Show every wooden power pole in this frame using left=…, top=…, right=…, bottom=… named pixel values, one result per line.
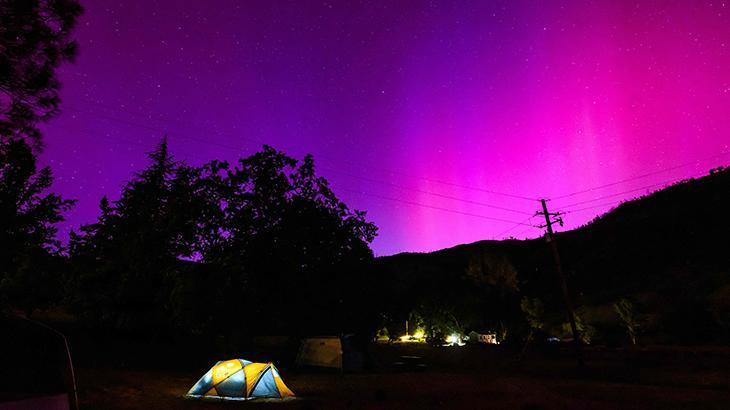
left=538, top=199, right=584, bottom=366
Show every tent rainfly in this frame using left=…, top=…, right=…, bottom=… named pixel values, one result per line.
left=296, top=335, right=365, bottom=371
left=185, top=359, right=294, bottom=400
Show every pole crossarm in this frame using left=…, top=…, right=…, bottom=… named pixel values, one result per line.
left=537, top=199, right=584, bottom=367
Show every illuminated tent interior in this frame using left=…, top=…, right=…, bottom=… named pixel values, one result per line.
left=185, top=359, right=294, bottom=400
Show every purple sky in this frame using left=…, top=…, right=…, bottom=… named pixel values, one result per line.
left=41, top=1, right=730, bottom=256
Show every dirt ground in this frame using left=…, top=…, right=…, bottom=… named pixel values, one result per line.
left=77, top=345, right=730, bottom=410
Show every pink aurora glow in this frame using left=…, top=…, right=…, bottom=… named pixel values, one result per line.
left=42, top=1, right=730, bottom=255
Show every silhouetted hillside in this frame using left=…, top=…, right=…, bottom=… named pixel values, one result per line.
left=375, top=167, right=730, bottom=344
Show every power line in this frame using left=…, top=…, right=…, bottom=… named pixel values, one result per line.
left=64, top=100, right=729, bottom=211
left=69, top=106, right=537, bottom=214
left=558, top=163, right=723, bottom=212
left=562, top=178, right=687, bottom=214
left=494, top=215, right=536, bottom=238
left=357, top=170, right=539, bottom=202
left=513, top=223, right=540, bottom=238
left=549, top=150, right=730, bottom=201
left=338, top=187, right=535, bottom=225
left=563, top=199, right=626, bottom=214
left=63, top=111, right=536, bottom=225
left=558, top=176, right=690, bottom=209
left=65, top=102, right=539, bottom=202
left=321, top=166, right=534, bottom=215
left=556, top=169, right=718, bottom=220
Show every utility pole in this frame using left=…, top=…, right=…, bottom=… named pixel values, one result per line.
left=538, top=198, right=584, bottom=367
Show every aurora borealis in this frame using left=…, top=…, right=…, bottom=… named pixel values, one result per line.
left=42, top=1, right=730, bottom=255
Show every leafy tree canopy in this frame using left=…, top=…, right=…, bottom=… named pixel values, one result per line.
left=69, top=142, right=378, bottom=335
left=0, top=139, right=74, bottom=311
left=0, top=0, right=83, bottom=149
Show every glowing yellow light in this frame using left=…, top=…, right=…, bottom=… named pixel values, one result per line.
left=446, top=334, right=458, bottom=345
left=399, top=335, right=411, bottom=342
left=413, top=331, right=425, bottom=339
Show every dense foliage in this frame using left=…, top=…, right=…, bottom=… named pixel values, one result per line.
left=0, top=139, right=74, bottom=312
left=0, top=0, right=80, bottom=315
left=67, top=141, right=378, bottom=337
left=0, top=0, right=83, bottom=149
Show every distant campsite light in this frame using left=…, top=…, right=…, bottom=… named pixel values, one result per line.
left=445, top=334, right=465, bottom=346
left=399, top=329, right=426, bottom=343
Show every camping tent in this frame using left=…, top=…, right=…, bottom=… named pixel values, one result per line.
left=185, top=359, right=294, bottom=400
left=296, top=337, right=342, bottom=369
left=295, top=335, right=364, bottom=371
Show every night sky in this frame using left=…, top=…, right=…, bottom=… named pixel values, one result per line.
left=41, top=1, right=730, bottom=256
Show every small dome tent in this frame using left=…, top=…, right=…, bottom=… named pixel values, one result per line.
left=185, top=359, right=294, bottom=401
left=296, top=335, right=365, bottom=372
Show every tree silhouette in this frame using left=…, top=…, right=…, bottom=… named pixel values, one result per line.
left=198, top=146, right=378, bottom=335
left=0, top=0, right=83, bottom=149
left=0, top=139, right=74, bottom=312
left=519, top=296, right=544, bottom=357
left=69, top=139, right=215, bottom=331
left=614, top=298, right=639, bottom=345
left=68, top=142, right=378, bottom=336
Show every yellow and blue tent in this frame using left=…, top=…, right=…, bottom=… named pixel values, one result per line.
left=186, top=359, right=294, bottom=400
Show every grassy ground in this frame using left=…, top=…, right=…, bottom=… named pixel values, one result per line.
left=76, top=344, right=730, bottom=409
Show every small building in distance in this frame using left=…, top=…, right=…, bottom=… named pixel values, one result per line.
left=468, top=331, right=499, bottom=344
